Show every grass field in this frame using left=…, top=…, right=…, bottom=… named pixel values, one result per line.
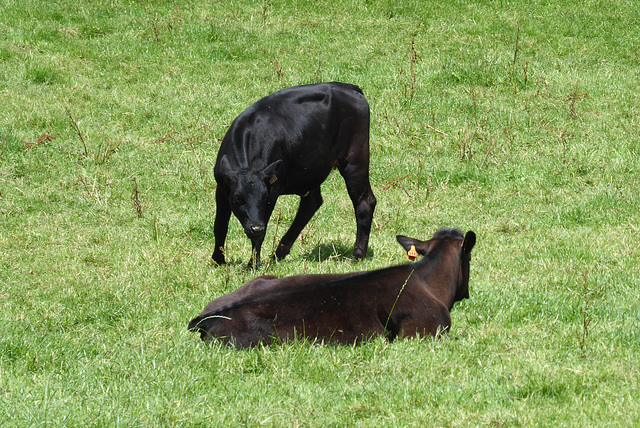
left=1, top=0, right=639, bottom=425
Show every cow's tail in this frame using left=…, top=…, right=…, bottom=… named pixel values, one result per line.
left=350, top=84, right=364, bottom=95
left=188, top=313, right=232, bottom=341
left=187, top=316, right=205, bottom=332
left=332, top=81, right=364, bottom=95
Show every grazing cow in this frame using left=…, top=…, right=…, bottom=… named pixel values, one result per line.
left=189, top=228, right=476, bottom=348
left=211, top=82, right=376, bottom=267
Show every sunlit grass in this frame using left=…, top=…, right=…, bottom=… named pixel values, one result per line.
left=1, top=0, right=639, bottom=426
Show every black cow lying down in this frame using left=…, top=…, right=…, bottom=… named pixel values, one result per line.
left=212, top=82, right=376, bottom=267
left=189, top=228, right=476, bottom=348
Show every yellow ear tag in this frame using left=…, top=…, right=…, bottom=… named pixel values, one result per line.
left=406, top=245, right=419, bottom=261
left=269, top=175, right=278, bottom=184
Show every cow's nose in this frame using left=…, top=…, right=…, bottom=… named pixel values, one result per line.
left=248, top=224, right=265, bottom=237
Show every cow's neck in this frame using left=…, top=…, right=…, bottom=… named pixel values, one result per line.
left=419, top=246, right=461, bottom=310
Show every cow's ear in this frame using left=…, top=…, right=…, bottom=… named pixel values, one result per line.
left=396, top=235, right=427, bottom=260
left=261, top=160, right=283, bottom=185
left=462, top=231, right=476, bottom=255
left=218, top=155, right=236, bottom=185
left=219, top=155, right=232, bottom=174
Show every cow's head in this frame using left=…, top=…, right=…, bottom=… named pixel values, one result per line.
left=396, top=229, right=476, bottom=302
left=219, top=155, right=283, bottom=240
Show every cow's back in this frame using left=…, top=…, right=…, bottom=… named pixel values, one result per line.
left=216, top=82, right=368, bottom=177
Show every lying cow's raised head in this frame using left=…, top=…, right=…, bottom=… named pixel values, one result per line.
left=396, top=229, right=476, bottom=303
left=218, top=155, right=283, bottom=241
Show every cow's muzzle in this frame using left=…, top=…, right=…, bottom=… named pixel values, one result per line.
left=246, top=224, right=266, bottom=239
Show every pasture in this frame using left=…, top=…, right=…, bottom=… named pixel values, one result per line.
left=1, top=0, right=639, bottom=426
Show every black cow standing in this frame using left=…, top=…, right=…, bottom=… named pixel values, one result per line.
left=212, top=82, right=377, bottom=267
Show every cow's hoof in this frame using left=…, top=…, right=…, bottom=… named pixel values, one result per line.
left=212, top=252, right=226, bottom=265
left=274, top=248, right=290, bottom=261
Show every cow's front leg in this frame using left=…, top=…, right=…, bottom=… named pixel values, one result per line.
left=275, top=187, right=323, bottom=261
left=212, top=188, right=232, bottom=265
left=247, top=194, right=278, bottom=268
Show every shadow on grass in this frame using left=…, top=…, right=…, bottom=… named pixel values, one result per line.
left=301, top=241, right=374, bottom=262
left=204, top=240, right=374, bottom=269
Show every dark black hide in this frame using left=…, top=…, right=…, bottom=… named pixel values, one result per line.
left=212, top=82, right=376, bottom=267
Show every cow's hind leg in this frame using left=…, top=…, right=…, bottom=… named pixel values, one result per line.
left=334, top=111, right=376, bottom=260
left=275, top=187, right=323, bottom=260
left=337, top=134, right=376, bottom=259
left=342, top=170, right=376, bottom=259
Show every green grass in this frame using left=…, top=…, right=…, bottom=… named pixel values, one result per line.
left=1, top=0, right=639, bottom=425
